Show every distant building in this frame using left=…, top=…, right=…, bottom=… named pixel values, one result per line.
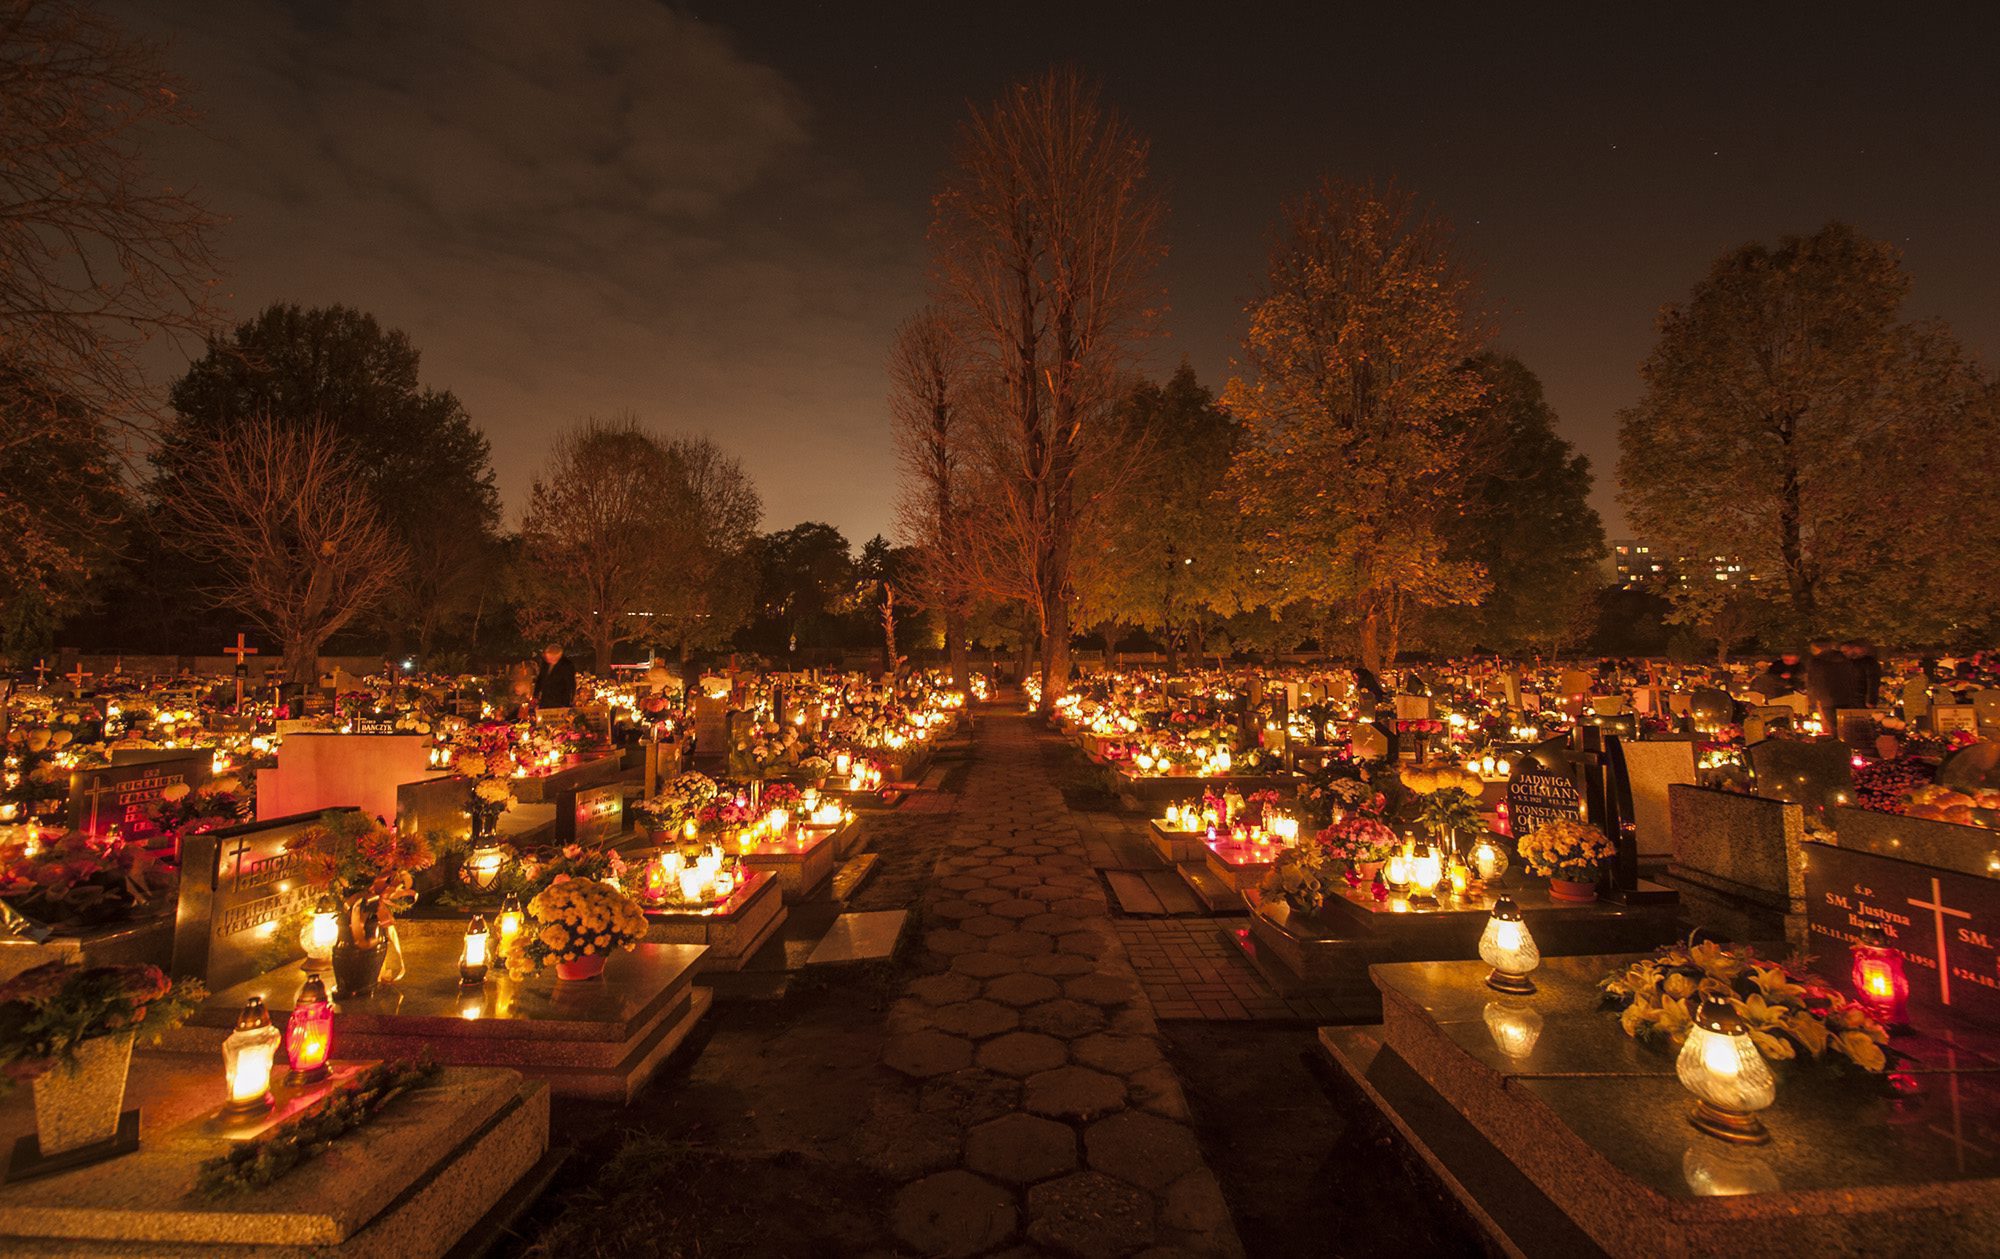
left=1611, top=540, right=1757, bottom=590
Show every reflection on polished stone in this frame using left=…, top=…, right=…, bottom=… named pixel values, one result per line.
left=1482, top=1000, right=1544, bottom=1059
left=1683, top=1142, right=1783, bottom=1196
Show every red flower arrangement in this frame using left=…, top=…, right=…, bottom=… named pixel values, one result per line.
left=0, top=832, right=174, bottom=928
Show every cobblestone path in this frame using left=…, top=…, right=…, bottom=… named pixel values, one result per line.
left=882, top=710, right=1244, bottom=1257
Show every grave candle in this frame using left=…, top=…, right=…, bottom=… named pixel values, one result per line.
left=286, top=974, right=333, bottom=1084
left=496, top=894, right=524, bottom=951
left=1678, top=997, right=1775, bottom=1144
left=459, top=915, right=490, bottom=985
left=1478, top=897, right=1539, bottom=994
left=1383, top=845, right=1414, bottom=892
left=1470, top=837, right=1508, bottom=883
left=1849, top=925, right=1909, bottom=1025
left=463, top=845, right=506, bottom=893
left=1408, top=847, right=1444, bottom=902
left=301, top=894, right=340, bottom=971
left=222, top=997, right=281, bottom=1114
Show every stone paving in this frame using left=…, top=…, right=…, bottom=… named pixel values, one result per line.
left=883, top=711, right=1244, bottom=1257
left=1114, top=921, right=1349, bottom=1023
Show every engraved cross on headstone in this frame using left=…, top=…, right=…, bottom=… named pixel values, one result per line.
left=1908, top=877, right=1973, bottom=1005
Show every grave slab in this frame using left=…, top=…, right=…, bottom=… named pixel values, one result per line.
left=0, top=1057, right=547, bottom=1258
left=806, top=910, right=909, bottom=965
left=638, top=868, right=787, bottom=974
left=736, top=825, right=838, bottom=901
left=168, top=936, right=710, bottom=1102
left=1322, top=955, right=2000, bottom=1258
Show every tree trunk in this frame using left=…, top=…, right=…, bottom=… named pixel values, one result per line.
left=946, top=609, right=970, bottom=694
left=1359, top=605, right=1384, bottom=675
left=284, top=632, right=322, bottom=686
left=880, top=585, right=898, bottom=679
left=1775, top=415, right=1816, bottom=624
left=1040, top=595, right=1071, bottom=715
left=592, top=628, right=614, bottom=676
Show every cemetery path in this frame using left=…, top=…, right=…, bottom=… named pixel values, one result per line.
left=882, top=707, right=1246, bottom=1257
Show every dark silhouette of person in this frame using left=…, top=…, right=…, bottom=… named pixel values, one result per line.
left=533, top=643, right=578, bottom=709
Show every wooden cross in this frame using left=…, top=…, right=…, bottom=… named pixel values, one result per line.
left=224, top=634, right=259, bottom=709
left=1908, top=877, right=1973, bottom=1004
left=32, top=659, right=48, bottom=685
left=65, top=663, right=91, bottom=689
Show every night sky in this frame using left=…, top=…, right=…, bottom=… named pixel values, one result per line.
left=113, top=1, right=2000, bottom=544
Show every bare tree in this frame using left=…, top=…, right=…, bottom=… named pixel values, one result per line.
left=517, top=415, right=678, bottom=674
left=518, top=419, right=762, bottom=672
left=0, top=0, right=222, bottom=636
left=156, top=419, right=405, bottom=682
left=928, top=69, right=1165, bottom=712
left=889, top=307, right=973, bottom=691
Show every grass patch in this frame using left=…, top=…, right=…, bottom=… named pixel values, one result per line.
left=515, top=1135, right=890, bottom=1259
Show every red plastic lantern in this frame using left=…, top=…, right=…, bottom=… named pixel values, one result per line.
left=1850, top=926, right=1909, bottom=1026
left=286, top=973, right=335, bottom=1084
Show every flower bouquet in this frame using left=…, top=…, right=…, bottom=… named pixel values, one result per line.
left=504, top=876, right=648, bottom=981
left=1318, top=816, right=1397, bottom=879
left=467, top=775, right=514, bottom=838
left=287, top=813, right=432, bottom=997
left=1601, top=939, right=1891, bottom=1073
left=633, top=772, right=719, bottom=835
left=1516, top=816, right=1614, bottom=900
left=1261, top=841, right=1334, bottom=915
left=0, top=831, right=174, bottom=930
left=147, top=778, right=249, bottom=840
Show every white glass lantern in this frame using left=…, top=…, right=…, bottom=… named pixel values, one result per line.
left=299, top=894, right=340, bottom=971
left=1478, top=897, right=1540, bottom=994
left=1408, top=847, right=1444, bottom=902
left=1678, top=997, right=1776, bottom=1144
left=1470, top=837, right=1509, bottom=883
left=459, top=915, right=490, bottom=985
left=222, top=997, right=282, bottom=1114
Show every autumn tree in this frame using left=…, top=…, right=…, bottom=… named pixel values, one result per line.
left=1428, top=353, right=1605, bottom=656
left=519, top=420, right=760, bottom=671
left=1226, top=179, right=1489, bottom=673
left=1075, top=363, right=1244, bottom=666
left=159, top=304, right=502, bottom=656
left=928, top=69, right=1165, bottom=712
left=652, top=435, right=762, bottom=662
left=0, top=0, right=221, bottom=643
left=155, top=419, right=405, bottom=682
left=1618, top=222, right=1995, bottom=643
left=888, top=307, right=974, bottom=691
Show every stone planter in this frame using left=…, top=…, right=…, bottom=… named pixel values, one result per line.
left=32, top=1031, right=134, bottom=1155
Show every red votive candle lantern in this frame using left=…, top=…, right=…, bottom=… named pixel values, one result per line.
left=286, top=973, right=335, bottom=1084
left=1850, top=924, right=1908, bottom=1027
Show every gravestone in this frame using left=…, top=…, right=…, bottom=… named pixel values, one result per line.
left=1393, top=694, right=1433, bottom=721
left=171, top=810, right=356, bottom=991
left=1836, top=707, right=1890, bottom=748
left=68, top=750, right=211, bottom=841
left=1903, top=675, right=1932, bottom=722
left=1976, top=690, right=2000, bottom=732
left=1664, top=784, right=1805, bottom=948
left=558, top=782, right=626, bottom=846
left=396, top=774, right=473, bottom=841
left=692, top=694, right=729, bottom=756
left=1932, top=705, right=1978, bottom=737
left=1506, top=746, right=1581, bottom=836
left=350, top=712, right=399, bottom=735
left=1742, top=705, right=1794, bottom=743
left=1746, top=737, right=1853, bottom=811
left=1617, top=739, right=1696, bottom=862
left=1804, top=839, right=2000, bottom=1033
left=1689, top=687, right=1733, bottom=731
left=255, top=732, right=434, bottom=825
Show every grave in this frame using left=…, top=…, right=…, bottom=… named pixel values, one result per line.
left=1239, top=868, right=1681, bottom=1022
left=1659, top=784, right=1807, bottom=949
left=736, top=824, right=839, bottom=901
left=0, top=1057, right=548, bottom=1258
left=1745, top=738, right=1853, bottom=813
left=255, top=733, right=434, bottom=826
left=637, top=867, right=787, bottom=974
left=172, top=811, right=351, bottom=992
left=1618, top=739, right=1697, bottom=869
left=556, top=782, right=626, bottom=845
left=1320, top=955, right=2000, bottom=1258
left=0, top=915, right=173, bottom=986
left=169, top=935, right=712, bottom=1103
left=68, top=749, right=211, bottom=842
left=1110, top=768, right=1297, bottom=811
left=501, top=749, right=623, bottom=805
left=1145, top=818, right=1206, bottom=864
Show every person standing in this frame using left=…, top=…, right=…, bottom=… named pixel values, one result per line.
left=533, top=643, right=577, bottom=710
left=1804, top=638, right=1860, bottom=719
left=1842, top=640, right=1883, bottom=707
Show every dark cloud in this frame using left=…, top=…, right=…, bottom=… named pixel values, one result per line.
left=113, top=0, right=921, bottom=539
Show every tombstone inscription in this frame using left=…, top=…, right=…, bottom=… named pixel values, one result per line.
left=171, top=810, right=356, bottom=991
left=68, top=750, right=211, bottom=841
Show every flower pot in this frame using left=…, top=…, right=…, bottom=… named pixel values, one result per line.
left=32, top=1031, right=134, bottom=1155
left=331, top=935, right=390, bottom=1000
left=556, top=954, right=607, bottom=982
left=1548, top=877, right=1599, bottom=903
left=1354, top=861, right=1384, bottom=883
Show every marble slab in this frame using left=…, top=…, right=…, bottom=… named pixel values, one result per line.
left=1330, top=954, right=2000, bottom=1257
left=1145, top=821, right=1205, bottom=865
left=805, top=910, right=907, bottom=965
left=167, top=935, right=709, bottom=1102
left=0, top=1056, right=546, bottom=1257
left=736, top=826, right=837, bottom=902
left=641, top=868, right=787, bottom=973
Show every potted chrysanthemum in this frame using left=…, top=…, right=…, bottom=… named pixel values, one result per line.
left=504, top=876, right=648, bottom=982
